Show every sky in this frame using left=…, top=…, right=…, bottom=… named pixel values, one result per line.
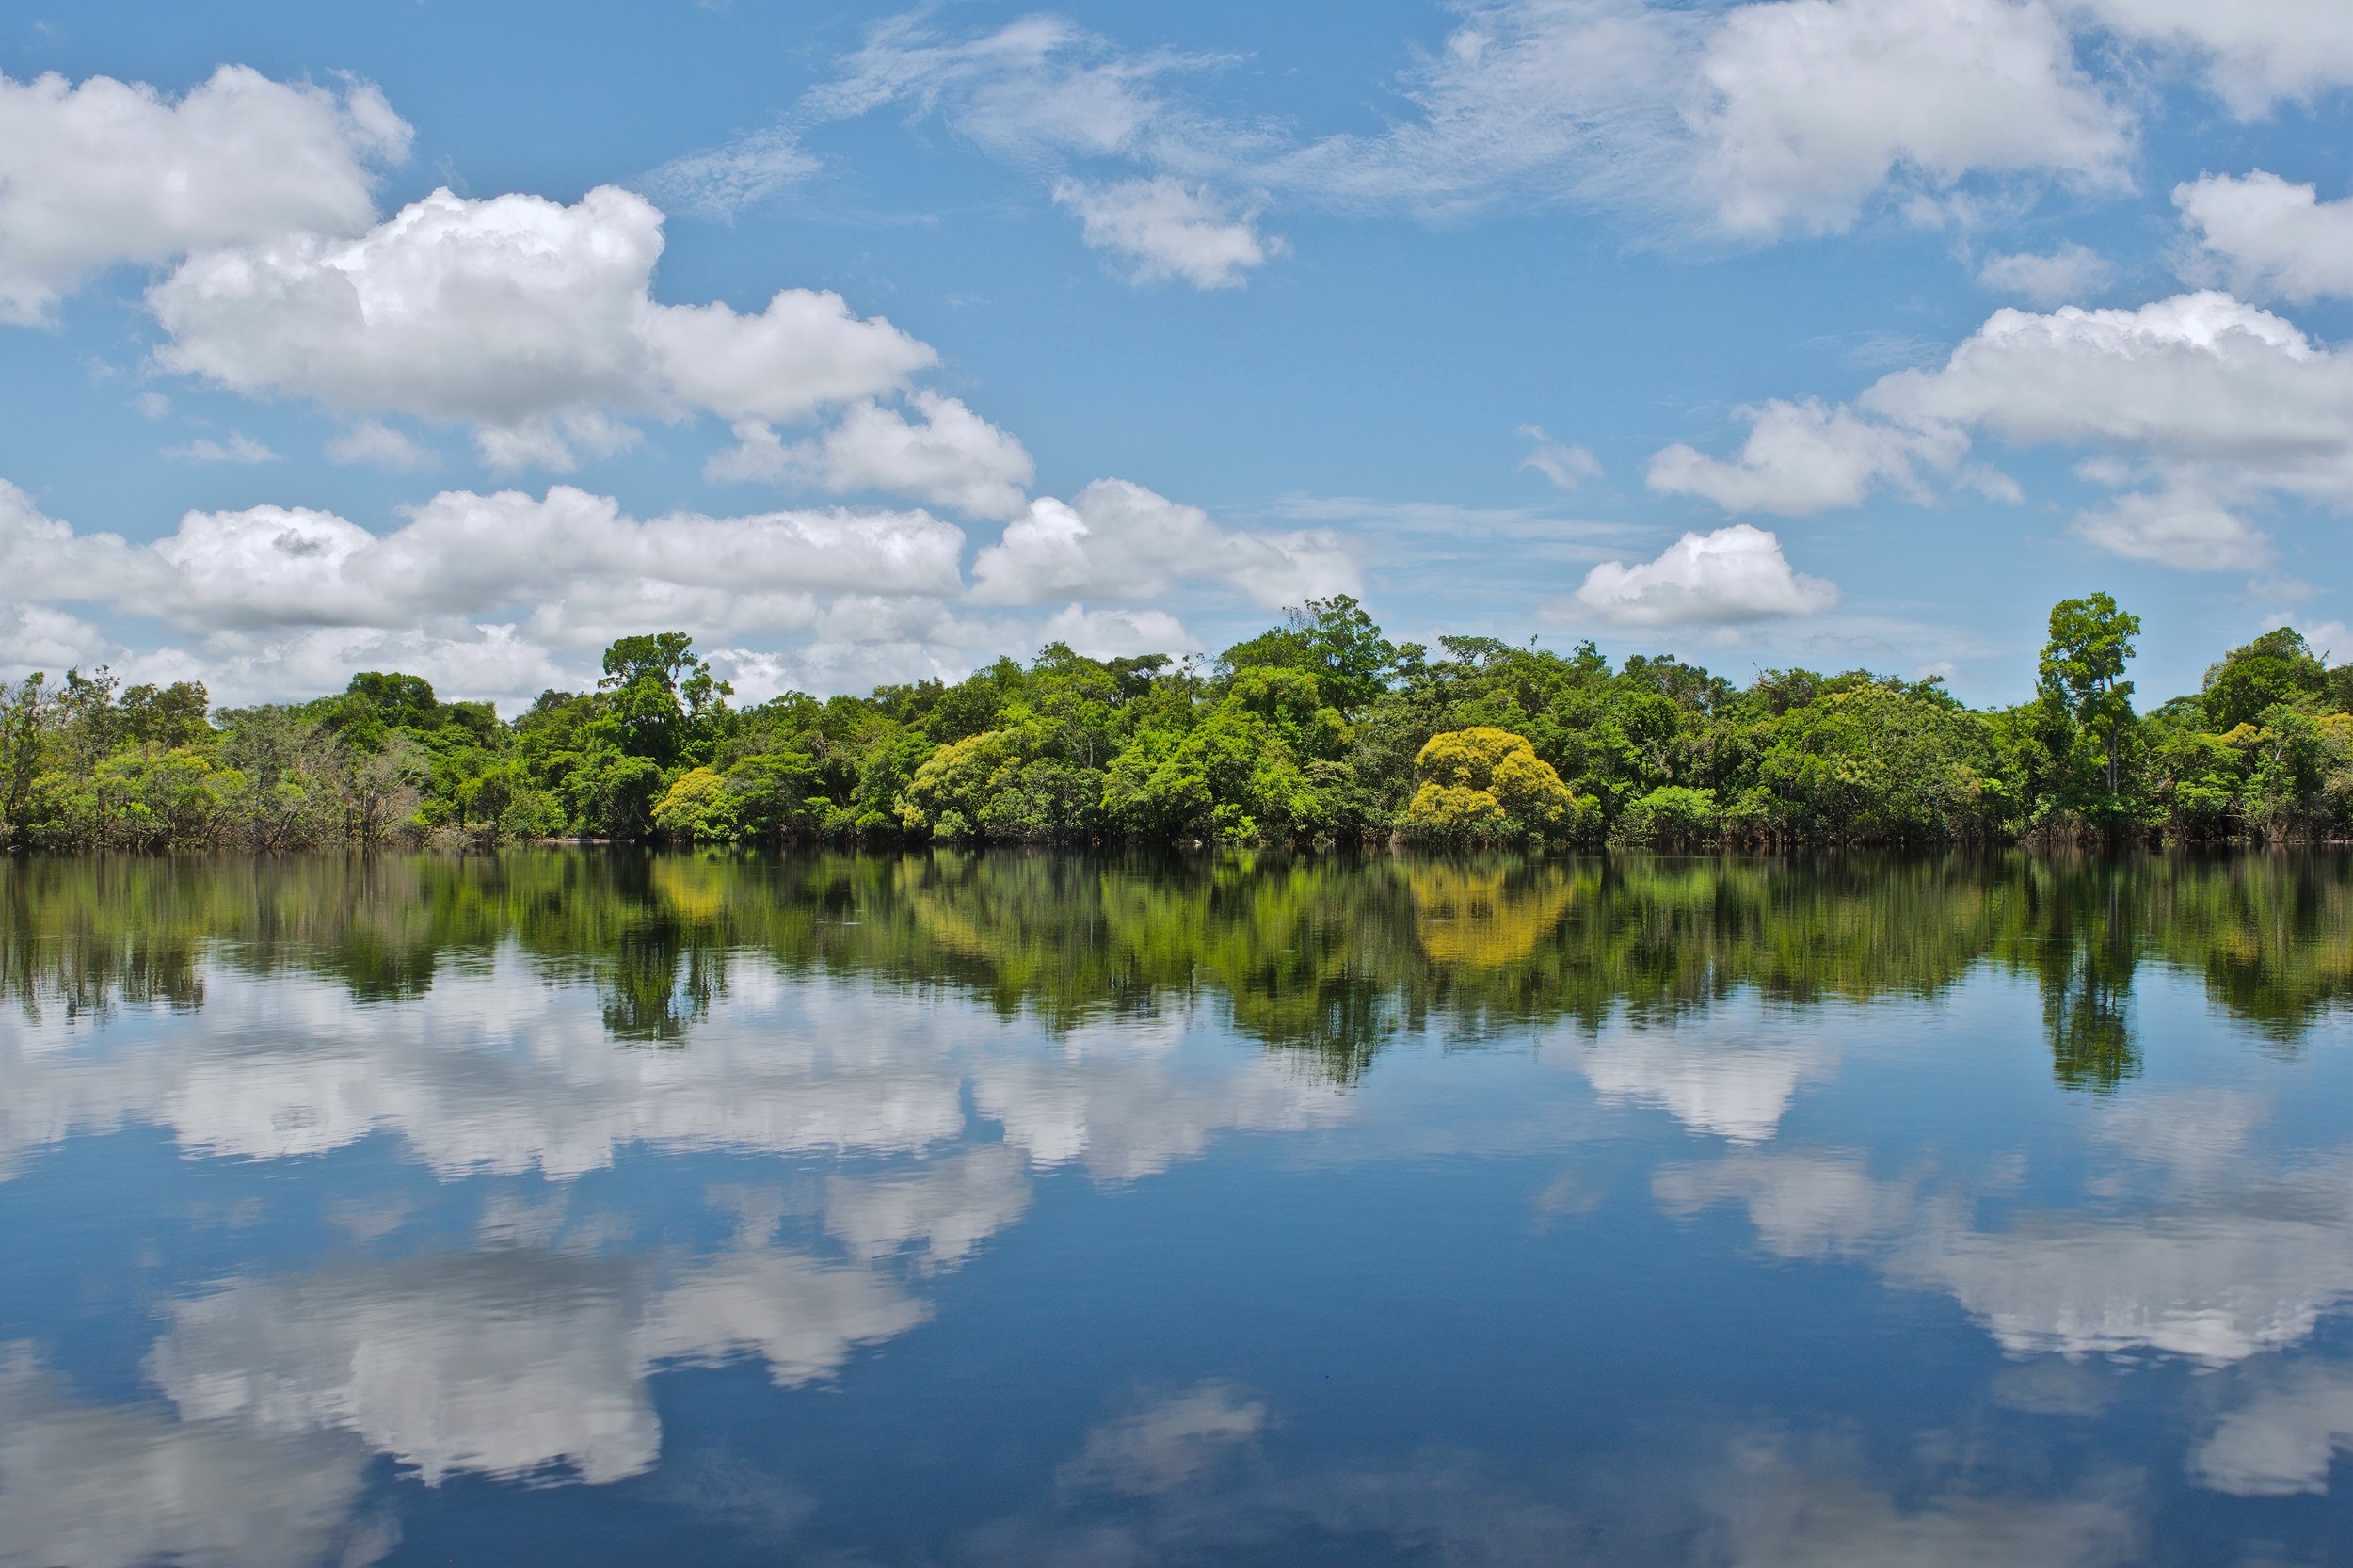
left=2, top=0, right=2351, bottom=712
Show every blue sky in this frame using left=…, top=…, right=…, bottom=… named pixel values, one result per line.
left=3, top=0, right=2351, bottom=710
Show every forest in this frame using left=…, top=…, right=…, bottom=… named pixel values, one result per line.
left=3, top=592, right=2350, bottom=853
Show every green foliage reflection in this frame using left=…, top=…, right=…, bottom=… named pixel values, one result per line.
left=4, top=851, right=2347, bottom=1093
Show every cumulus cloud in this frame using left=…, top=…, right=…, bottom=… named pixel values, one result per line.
left=1037, top=603, right=1201, bottom=659
left=0, top=603, right=119, bottom=673
left=638, top=127, right=820, bottom=220
left=1977, top=241, right=2116, bottom=304
left=973, top=1016, right=1350, bottom=1183
left=0, top=1352, right=385, bottom=1568
left=0, top=478, right=159, bottom=603
left=140, top=486, right=966, bottom=634
left=0, top=65, right=408, bottom=324
left=2077, top=0, right=2353, bottom=116
left=1648, top=396, right=1964, bottom=515
left=1664, top=1096, right=2353, bottom=1367
left=971, top=478, right=1358, bottom=609
left=0, top=473, right=1261, bottom=706
left=1657, top=1152, right=1917, bottom=1254
left=2190, top=1359, right=2353, bottom=1496
left=1052, top=177, right=1275, bottom=288
left=2072, top=487, right=2269, bottom=571
left=1864, top=291, right=2353, bottom=507
left=2175, top=171, right=2353, bottom=304
left=708, top=392, right=1035, bottom=520
left=1690, top=0, right=2133, bottom=236
left=150, top=185, right=936, bottom=471
left=152, top=1243, right=927, bottom=1487
left=1579, top=1012, right=1842, bottom=1142
left=824, top=1146, right=1034, bottom=1271
left=1567, top=524, right=1839, bottom=628
left=0, top=478, right=1005, bottom=703
left=1657, top=290, right=2353, bottom=540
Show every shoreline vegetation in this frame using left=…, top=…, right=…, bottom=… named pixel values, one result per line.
left=3, top=593, right=2350, bottom=856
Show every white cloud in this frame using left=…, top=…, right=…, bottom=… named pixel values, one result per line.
left=152, top=1251, right=664, bottom=1486
left=1517, top=424, right=1603, bottom=490
left=1864, top=291, right=2353, bottom=508
left=634, top=1246, right=933, bottom=1389
left=326, top=419, right=436, bottom=471
left=1251, top=0, right=1698, bottom=220
left=162, top=431, right=280, bottom=465
left=639, top=126, right=819, bottom=220
left=708, top=392, right=1035, bottom=520
left=2294, top=617, right=2353, bottom=664
left=0, top=479, right=995, bottom=703
left=1657, top=1153, right=1917, bottom=1253
left=642, top=283, right=936, bottom=423
left=1567, top=523, right=1839, bottom=628
left=2175, top=171, right=2353, bottom=304
left=0, top=603, right=119, bottom=672
left=1711, top=1433, right=2140, bottom=1568
left=0, top=1352, right=384, bottom=1568
left=2072, top=487, right=2269, bottom=571
left=1579, top=1013, right=1841, bottom=1142
left=1648, top=397, right=1965, bottom=514
left=1037, top=603, right=1201, bottom=659
left=1052, top=176, right=1274, bottom=288
left=815, top=1, right=2140, bottom=242
left=132, top=391, right=169, bottom=419
left=1665, top=1103, right=2353, bottom=1368
left=152, top=1243, right=927, bottom=1487
left=0, top=65, right=408, bottom=324
left=1055, top=1383, right=1266, bottom=1496
left=141, top=486, right=966, bottom=634
left=806, top=13, right=1215, bottom=164
left=1680, top=291, right=2353, bottom=530
left=151, top=185, right=936, bottom=470
left=2191, top=1360, right=2353, bottom=1496
left=971, top=478, right=1359, bottom=609
left=2076, top=0, right=2353, bottom=116
left=0, top=478, right=160, bottom=604
left=1977, top=240, right=2116, bottom=304
left=972, top=1016, right=1351, bottom=1183
left=1692, top=0, right=2134, bottom=237
left=824, top=1145, right=1033, bottom=1270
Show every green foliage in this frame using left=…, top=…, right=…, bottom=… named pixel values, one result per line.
left=2038, top=591, right=2141, bottom=812
left=7, top=596, right=2351, bottom=855
left=19, top=851, right=2350, bottom=1100
left=2202, top=627, right=2329, bottom=731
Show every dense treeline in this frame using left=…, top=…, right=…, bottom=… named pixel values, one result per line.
left=8, top=851, right=2350, bottom=1092
left=4, top=594, right=2350, bottom=853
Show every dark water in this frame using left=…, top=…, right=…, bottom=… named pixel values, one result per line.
left=2, top=851, right=2350, bottom=1567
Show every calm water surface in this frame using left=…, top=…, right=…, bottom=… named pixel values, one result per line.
left=2, top=851, right=2350, bottom=1566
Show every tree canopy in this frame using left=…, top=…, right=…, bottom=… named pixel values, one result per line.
left=3, top=595, right=2348, bottom=854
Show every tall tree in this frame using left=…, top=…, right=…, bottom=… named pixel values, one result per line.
left=2039, top=593, right=2140, bottom=801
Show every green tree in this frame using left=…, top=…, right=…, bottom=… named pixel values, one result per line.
left=2038, top=593, right=2141, bottom=806
left=2202, top=627, right=2329, bottom=731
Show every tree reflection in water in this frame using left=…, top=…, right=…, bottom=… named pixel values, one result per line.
left=4, top=849, right=2348, bottom=1087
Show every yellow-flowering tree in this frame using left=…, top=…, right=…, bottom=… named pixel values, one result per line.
left=650, top=766, right=736, bottom=842
left=1404, top=727, right=1595, bottom=843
